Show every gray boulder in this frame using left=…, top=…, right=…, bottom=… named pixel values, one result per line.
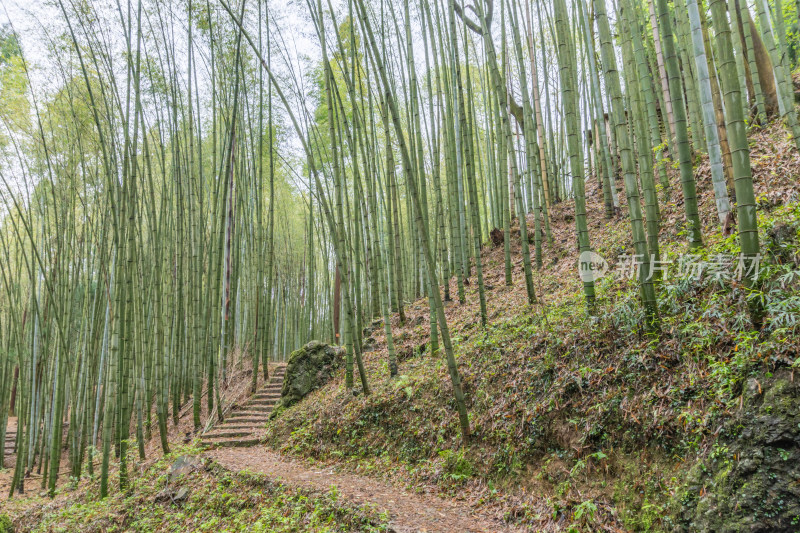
left=278, top=341, right=344, bottom=410
left=670, top=370, right=800, bottom=531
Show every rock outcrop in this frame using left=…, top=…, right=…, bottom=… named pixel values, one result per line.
left=276, top=341, right=344, bottom=412
left=671, top=370, right=800, bottom=531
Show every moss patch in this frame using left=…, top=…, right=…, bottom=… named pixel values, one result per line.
left=669, top=370, right=800, bottom=531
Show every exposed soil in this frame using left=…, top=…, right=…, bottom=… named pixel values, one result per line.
left=208, top=447, right=515, bottom=533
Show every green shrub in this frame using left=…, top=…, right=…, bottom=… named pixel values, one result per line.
left=0, top=513, right=13, bottom=533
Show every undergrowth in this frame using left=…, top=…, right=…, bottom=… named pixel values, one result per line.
left=4, top=444, right=389, bottom=532
left=265, top=199, right=800, bottom=531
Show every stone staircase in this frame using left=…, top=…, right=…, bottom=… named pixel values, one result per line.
left=200, top=364, right=286, bottom=449
left=3, top=432, right=14, bottom=457
left=3, top=418, right=16, bottom=458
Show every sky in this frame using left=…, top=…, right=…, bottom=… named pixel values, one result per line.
left=1, top=0, right=59, bottom=90
left=0, top=0, right=499, bottom=201
left=0, top=0, right=577, bottom=198
left=0, top=0, right=330, bottom=103
left=0, top=0, right=324, bottom=176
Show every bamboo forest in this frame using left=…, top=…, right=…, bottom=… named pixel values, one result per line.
left=0, top=0, right=799, bottom=529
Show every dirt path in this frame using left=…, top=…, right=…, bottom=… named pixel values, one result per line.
left=207, top=448, right=512, bottom=533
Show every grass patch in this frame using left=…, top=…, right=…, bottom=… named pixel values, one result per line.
left=5, top=445, right=389, bottom=532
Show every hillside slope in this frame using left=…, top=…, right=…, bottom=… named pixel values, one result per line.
left=1, top=123, right=797, bottom=533
left=264, top=121, right=800, bottom=531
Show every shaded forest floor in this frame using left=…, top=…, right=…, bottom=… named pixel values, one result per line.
left=2, top=442, right=394, bottom=532
left=2, top=121, right=800, bottom=532
left=263, top=120, right=800, bottom=531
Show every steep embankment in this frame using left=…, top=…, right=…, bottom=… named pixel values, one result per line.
left=264, top=121, right=800, bottom=531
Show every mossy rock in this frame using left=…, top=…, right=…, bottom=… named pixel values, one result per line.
left=278, top=341, right=344, bottom=410
left=669, top=370, right=800, bottom=531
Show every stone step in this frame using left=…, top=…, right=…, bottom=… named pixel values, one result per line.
left=236, top=409, right=273, bottom=417
left=244, top=407, right=276, bottom=414
left=241, top=405, right=275, bottom=412
left=201, top=429, right=255, bottom=439
left=250, top=396, right=279, bottom=402
left=218, top=417, right=266, bottom=424
left=210, top=424, right=259, bottom=431
left=257, top=399, right=279, bottom=405
left=200, top=438, right=261, bottom=449
left=228, top=411, right=269, bottom=418
left=248, top=399, right=279, bottom=406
